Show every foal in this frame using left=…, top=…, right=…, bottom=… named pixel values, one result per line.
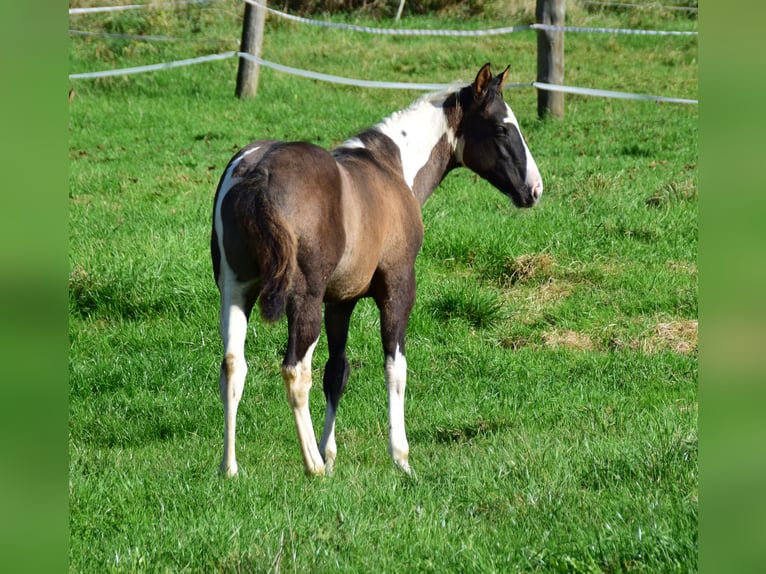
left=211, top=63, right=543, bottom=476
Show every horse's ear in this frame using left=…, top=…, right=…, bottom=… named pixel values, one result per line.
left=497, top=65, right=511, bottom=91
left=473, top=63, right=492, bottom=98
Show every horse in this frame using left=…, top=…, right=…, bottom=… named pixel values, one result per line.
left=211, top=63, right=543, bottom=477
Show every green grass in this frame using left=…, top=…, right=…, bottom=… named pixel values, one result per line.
left=69, top=1, right=697, bottom=571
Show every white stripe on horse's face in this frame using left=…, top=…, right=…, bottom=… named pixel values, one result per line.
left=376, top=101, right=454, bottom=191
left=503, top=104, right=543, bottom=201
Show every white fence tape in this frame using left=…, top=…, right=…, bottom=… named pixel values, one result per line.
left=68, top=51, right=237, bottom=79
left=533, top=82, right=697, bottom=104
left=531, top=23, right=696, bottom=36
left=237, top=52, right=531, bottom=91
left=69, top=0, right=213, bottom=15
left=237, top=52, right=447, bottom=90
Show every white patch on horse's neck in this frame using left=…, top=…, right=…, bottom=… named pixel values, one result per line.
left=374, top=96, right=457, bottom=191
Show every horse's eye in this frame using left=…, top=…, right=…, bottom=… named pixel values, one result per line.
left=494, top=126, right=508, bottom=138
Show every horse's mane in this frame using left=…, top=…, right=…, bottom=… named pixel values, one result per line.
left=372, top=82, right=466, bottom=133
left=417, top=82, right=467, bottom=107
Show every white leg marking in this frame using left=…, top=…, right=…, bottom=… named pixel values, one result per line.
left=218, top=279, right=250, bottom=477
left=282, top=338, right=325, bottom=475
left=318, top=403, right=338, bottom=474
left=386, top=346, right=411, bottom=473
left=215, top=145, right=261, bottom=477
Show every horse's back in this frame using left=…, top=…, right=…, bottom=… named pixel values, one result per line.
left=221, top=140, right=345, bottom=234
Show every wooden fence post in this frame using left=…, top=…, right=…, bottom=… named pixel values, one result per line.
left=236, top=0, right=267, bottom=99
left=536, top=0, right=565, bottom=119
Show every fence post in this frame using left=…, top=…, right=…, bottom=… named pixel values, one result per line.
left=536, top=0, right=565, bottom=119
left=236, top=0, right=267, bottom=99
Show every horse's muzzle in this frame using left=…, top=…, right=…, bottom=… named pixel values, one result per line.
left=509, top=181, right=542, bottom=208
left=530, top=180, right=543, bottom=204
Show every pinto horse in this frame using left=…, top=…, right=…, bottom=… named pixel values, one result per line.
left=211, top=63, right=543, bottom=477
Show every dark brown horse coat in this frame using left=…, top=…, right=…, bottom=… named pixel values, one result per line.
left=212, top=64, right=543, bottom=476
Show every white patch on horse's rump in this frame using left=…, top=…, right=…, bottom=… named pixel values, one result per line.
left=213, top=146, right=262, bottom=287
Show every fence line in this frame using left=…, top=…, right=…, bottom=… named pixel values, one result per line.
left=69, top=1, right=697, bottom=37
left=244, top=0, right=695, bottom=37
left=69, top=0, right=699, bottom=15
left=67, top=50, right=698, bottom=104
left=532, top=23, right=696, bottom=35
left=238, top=52, right=533, bottom=91
left=532, top=81, right=696, bottom=104
left=68, top=1, right=697, bottom=105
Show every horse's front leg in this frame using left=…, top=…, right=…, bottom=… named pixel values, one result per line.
left=376, top=272, right=416, bottom=475
left=282, top=296, right=325, bottom=475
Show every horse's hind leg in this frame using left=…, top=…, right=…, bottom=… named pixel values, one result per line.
left=282, top=295, right=325, bottom=475
left=319, top=300, right=357, bottom=473
left=218, top=279, right=255, bottom=477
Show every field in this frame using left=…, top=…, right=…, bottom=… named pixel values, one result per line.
left=68, top=1, right=698, bottom=571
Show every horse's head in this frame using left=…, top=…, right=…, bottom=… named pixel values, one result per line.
left=455, top=63, right=543, bottom=208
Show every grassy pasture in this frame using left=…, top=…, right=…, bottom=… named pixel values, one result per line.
left=69, top=1, right=697, bottom=571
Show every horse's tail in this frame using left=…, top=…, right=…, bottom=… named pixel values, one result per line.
left=234, top=170, right=298, bottom=323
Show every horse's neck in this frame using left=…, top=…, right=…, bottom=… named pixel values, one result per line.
left=374, top=98, right=458, bottom=205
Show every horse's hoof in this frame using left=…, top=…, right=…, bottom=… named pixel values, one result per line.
left=395, top=458, right=412, bottom=475
left=303, top=462, right=326, bottom=477
left=320, top=449, right=336, bottom=475
left=219, top=462, right=239, bottom=478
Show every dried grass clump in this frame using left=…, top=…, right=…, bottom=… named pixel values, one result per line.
left=542, top=329, right=594, bottom=351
